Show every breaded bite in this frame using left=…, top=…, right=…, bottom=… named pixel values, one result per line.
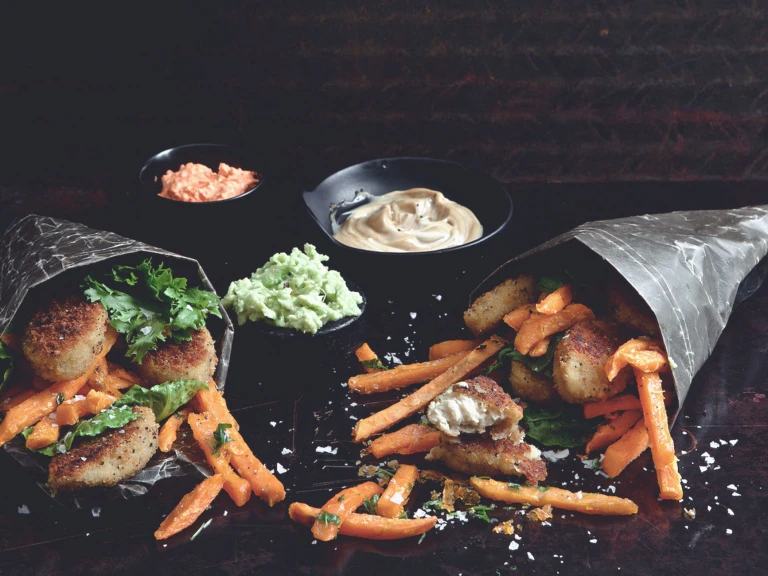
left=508, top=361, right=559, bottom=403
left=607, top=283, right=660, bottom=337
left=427, top=376, right=523, bottom=440
left=428, top=434, right=547, bottom=484
left=552, top=319, right=630, bottom=404
left=48, top=406, right=158, bottom=492
left=135, top=327, right=217, bottom=385
left=464, top=274, right=536, bottom=336
left=23, top=296, right=110, bottom=382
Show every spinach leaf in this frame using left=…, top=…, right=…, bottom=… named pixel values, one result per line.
left=24, top=406, right=140, bottom=456
left=521, top=403, right=596, bottom=448
left=486, top=333, right=564, bottom=377
left=113, top=380, right=207, bottom=421
left=537, top=276, right=565, bottom=293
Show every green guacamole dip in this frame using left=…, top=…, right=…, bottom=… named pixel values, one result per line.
left=221, top=244, right=363, bottom=334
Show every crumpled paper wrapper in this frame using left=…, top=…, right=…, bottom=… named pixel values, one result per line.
left=0, top=215, right=234, bottom=503
left=471, top=205, right=768, bottom=422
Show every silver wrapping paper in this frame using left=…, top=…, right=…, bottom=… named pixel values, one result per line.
left=471, top=205, right=768, bottom=421
left=0, top=215, right=234, bottom=501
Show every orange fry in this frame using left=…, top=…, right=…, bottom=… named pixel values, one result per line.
left=0, top=389, right=36, bottom=414
left=585, top=410, right=643, bottom=454
left=536, top=284, right=573, bottom=315
left=605, top=338, right=666, bottom=381
left=368, top=424, right=440, bottom=459
left=158, top=407, right=192, bottom=452
left=352, top=336, right=507, bottom=442
left=154, top=473, right=225, bottom=540
left=503, top=304, right=536, bottom=331
left=355, top=343, right=385, bottom=373
left=311, top=482, right=383, bottom=541
left=429, top=340, right=482, bottom=361
left=289, top=502, right=437, bottom=540
left=602, top=419, right=650, bottom=478
left=635, top=369, right=682, bottom=500
left=85, top=389, right=116, bottom=414
left=584, top=394, right=641, bottom=419
left=56, top=396, right=90, bottom=426
left=514, top=304, right=594, bottom=355
left=528, top=337, right=551, bottom=358
left=470, top=477, right=638, bottom=516
left=196, top=382, right=285, bottom=506
left=187, top=412, right=252, bottom=506
left=25, top=416, right=60, bottom=450
left=349, top=352, right=471, bottom=394
left=378, top=464, right=419, bottom=519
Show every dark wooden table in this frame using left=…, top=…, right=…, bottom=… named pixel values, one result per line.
left=0, top=180, right=766, bottom=576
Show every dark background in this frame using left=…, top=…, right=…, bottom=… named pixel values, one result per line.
left=1, top=3, right=768, bottom=576
left=3, top=0, right=768, bottom=220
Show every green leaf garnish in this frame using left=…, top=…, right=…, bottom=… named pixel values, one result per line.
left=211, top=423, right=233, bottom=456
left=537, top=275, right=565, bottom=294
left=24, top=405, right=141, bottom=456
left=485, top=333, right=564, bottom=377
left=113, top=380, right=207, bottom=421
left=538, top=486, right=549, bottom=492
left=361, top=359, right=388, bottom=371
left=56, top=392, right=65, bottom=406
left=363, top=494, right=379, bottom=514
left=522, top=403, right=596, bottom=448
left=316, top=511, right=341, bottom=526
left=469, top=504, right=494, bottom=523
left=83, top=259, right=221, bottom=364
left=507, top=483, right=522, bottom=491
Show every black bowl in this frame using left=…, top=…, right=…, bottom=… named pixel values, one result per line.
left=302, top=157, right=513, bottom=257
left=137, top=144, right=266, bottom=258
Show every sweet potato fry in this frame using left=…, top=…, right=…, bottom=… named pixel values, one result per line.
left=470, top=477, right=638, bottom=516
left=528, top=337, right=551, bottom=358
left=0, top=383, right=25, bottom=403
left=355, top=343, right=385, bottom=373
left=25, top=416, right=60, bottom=450
left=312, top=482, right=384, bottom=541
left=584, top=394, right=641, bottom=419
left=56, top=396, right=91, bottom=426
left=85, top=389, right=116, bottom=414
left=502, top=304, right=536, bottom=331
left=352, top=336, right=508, bottom=442
left=289, top=502, right=437, bottom=540
left=585, top=410, right=643, bottom=454
left=106, top=363, right=141, bottom=384
left=196, top=382, right=284, bottom=506
left=605, top=338, right=666, bottom=381
left=635, top=369, right=682, bottom=499
left=154, top=473, right=225, bottom=540
left=378, top=464, right=418, bottom=519
left=0, top=359, right=104, bottom=447
left=187, top=412, right=251, bottom=506
left=429, top=340, right=482, bottom=361
left=536, top=284, right=573, bottom=315
left=514, top=304, right=595, bottom=355
left=158, top=407, right=192, bottom=453
left=0, top=389, right=36, bottom=413
left=602, top=419, right=650, bottom=478
left=368, top=424, right=440, bottom=459
left=349, top=352, right=471, bottom=394
left=657, top=460, right=684, bottom=500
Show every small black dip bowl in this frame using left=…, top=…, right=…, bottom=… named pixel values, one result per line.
left=138, top=144, right=266, bottom=258
left=301, top=157, right=513, bottom=292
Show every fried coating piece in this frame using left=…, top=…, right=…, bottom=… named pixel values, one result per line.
left=508, top=361, right=560, bottom=403
left=48, top=406, right=158, bottom=492
left=135, top=327, right=217, bottom=385
left=23, top=296, right=110, bottom=382
left=427, top=376, right=523, bottom=440
left=607, top=283, right=660, bottom=337
left=464, top=275, right=536, bottom=336
left=427, top=433, right=547, bottom=484
left=553, top=320, right=630, bottom=404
